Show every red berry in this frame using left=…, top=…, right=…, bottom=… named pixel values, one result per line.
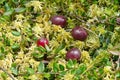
left=66, top=48, right=81, bottom=60
left=71, top=26, right=87, bottom=41
left=37, top=38, right=49, bottom=47
left=50, top=15, right=67, bottom=28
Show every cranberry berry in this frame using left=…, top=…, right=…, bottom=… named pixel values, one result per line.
left=71, top=26, right=87, bottom=41
left=66, top=48, right=81, bottom=60
left=50, top=15, right=67, bottom=28
left=37, top=38, right=49, bottom=47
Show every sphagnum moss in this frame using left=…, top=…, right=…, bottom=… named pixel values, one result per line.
left=0, top=0, right=120, bottom=80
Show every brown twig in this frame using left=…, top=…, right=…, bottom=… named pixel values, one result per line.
left=0, top=67, right=15, bottom=80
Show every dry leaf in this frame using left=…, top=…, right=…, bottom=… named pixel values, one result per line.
left=108, top=50, right=120, bottom=56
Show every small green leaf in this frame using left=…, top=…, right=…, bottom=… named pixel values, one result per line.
left=1, top=72, right=7, bottom=80
left=114, top=0, right=119, bottom=4
left=0, top=53, right=4, bottom=60
left=72, top=60, right=77, bottom=65
left=71, top=69, right=76, bottom=74
left=59, top=64, right=64, bottom=71
left=37, top=46, right=46, bottom=53
left=53, top=63, right=59, bottom=72
left=1, top=47, right=4, bottom=53
left=4, top=3, right=14, bottom=16
left=12, top=0, right=19, bottom=4
left=55, top=43, right=65, bottom=54
left=11, top=67, right=18, bottom=75
left=44, top=73, right=51, bottom=79
left=12, top=31, right=21, bottom=36
left=0, top=0, right=5, bottom=4
left=32, top=52, right=44, bottom=60
left=45, top=44, right=51, bottom=52
left=33, top=36, right=38, bottom=41
left=60, top=71, right=66, bottom=76
left=4, top=3, right=10, bottom=11
left=26, top=68, right=34, bottom=75
left=3, top=9, right=14, bottom=16
left=75, top=64, right=87, bottom=75
left=15, top=7, right=26, bottom=13
left=109, top=25, right=114, bottom=32
left=66, top=59, right=73, bottom=69
left=11, top=43, right=20, bottom=50
left=0, top=15, right=10, bottom=23
left=11, top=63, right=17, bottom=67
left=2, top=34, right=10, bottom=46
left=109, top=18, right=116, bottom=24
left=116, top=72, right=120, bottom=78
left=38, top=62, right=45, bottom=72
left=5, top=38, right=10, bottom=46
left=11, top=63, right=18, bottom=75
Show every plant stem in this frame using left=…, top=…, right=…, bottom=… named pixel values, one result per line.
left=0, top=67, right=15, bottom=80
left=116, top=56, right=120, bottom=70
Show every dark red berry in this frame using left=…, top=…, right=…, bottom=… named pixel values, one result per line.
left=37, top=38, right=49, bottom=47
left=116, top=18, right=120, bottom=25
left=50, top=15, right=67, bottom=28
left=66, top=48, right=81, bottom=60
left=71, top=26, right=87, bottom=41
